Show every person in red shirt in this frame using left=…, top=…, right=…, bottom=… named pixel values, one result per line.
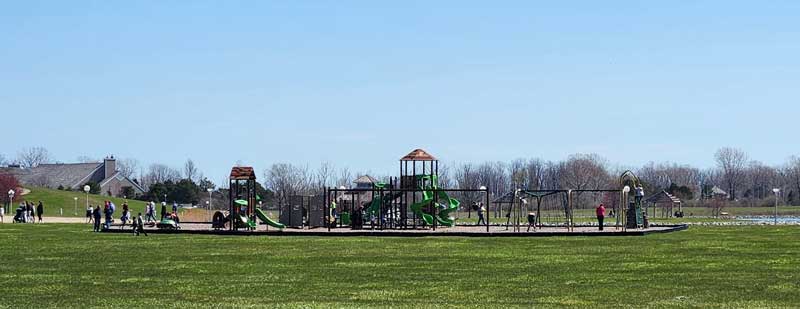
left=596, top=203, right=606, bottom=231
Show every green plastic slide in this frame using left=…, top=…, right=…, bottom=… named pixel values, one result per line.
left=255, top=208, right=285, bottom=229
left=234, top=214, right=252, bottom=229
left=435, top=191, right=459, bottom=227
left=409, top=175, right=461, bottom=227
left=410, top=190, right=435, bottom=226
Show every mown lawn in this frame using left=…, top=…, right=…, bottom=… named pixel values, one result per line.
left=18, top=187, right=148, bottom=217
left=0, top=224, right=797, bottom=308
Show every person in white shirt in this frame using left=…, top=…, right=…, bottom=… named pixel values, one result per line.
left=635, top=185, right=645, bottom=205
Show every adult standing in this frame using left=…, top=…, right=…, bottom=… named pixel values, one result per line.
left=160, top=202, right=167, bottom=221
left=144, top=202, right=150, bottom=222
left=0, top=199, right=4, bottom=224
left=134, top=212, right=147, bottom=236
left=92, top=206, right=102, bottom=232
left=172, top=202, right=178, bottom=214
left=36, top=201, right=43, bottom=223
left=26, top=202, right=33, bottom=223
left=86, top=205, right=93, bottom=223
left=596, top=203, right=606, bottom=231
left=477, top=202, right=486, bottom=226
left=104, top=202, right=112, bottom=230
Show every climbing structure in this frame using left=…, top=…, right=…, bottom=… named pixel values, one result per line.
left=325, top=149, right=489, bottom=231
left=401, top=149, right=459, bottom=228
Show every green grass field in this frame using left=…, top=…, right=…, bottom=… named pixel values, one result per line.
left=17, top=187, right=149, bottom=217
left=0, top=224, right=797, bottom=308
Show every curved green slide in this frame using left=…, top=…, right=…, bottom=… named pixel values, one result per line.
left=409, top=175, right=460, bottom=227
left=435, top=191, right=459, bottom=227
left=255, top=208, right=285, bottom=229
left=410, top=190, right=436, bottom=226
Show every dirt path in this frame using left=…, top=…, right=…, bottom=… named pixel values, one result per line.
left=2, top=217, right=87, bottom=224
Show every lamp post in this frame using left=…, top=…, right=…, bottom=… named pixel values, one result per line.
left=772, top=188, right=780, bottom=225
left=83, top=185, right=91, bottom=211
left=7, top=189, right=14, bottom=220
left=622, top=186, right=631, bottom=229
left=73, top=197, right=78, bottom=216
left=207, top=188, right=213, bottom=222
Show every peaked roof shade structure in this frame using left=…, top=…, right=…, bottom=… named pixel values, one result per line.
left=644, top=190, right=682, bottom=204
left=230, top=167, right=256, bottom=180
left=400, top=149, right=437, bottom=161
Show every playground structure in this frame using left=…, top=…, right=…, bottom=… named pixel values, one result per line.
left=493, top=170, right=646, bottom=232
left=147, top=150, right=657, bottom=236
left=211, top=167, right=285, bottom=231
left=326, top=149, right=491, bottom=231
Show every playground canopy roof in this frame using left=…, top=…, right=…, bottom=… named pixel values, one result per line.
left=644, top=190, right=681, bottom=204
left=229, top=167, right=256, bottom=180
left=400, top=149, right=437, bottom=161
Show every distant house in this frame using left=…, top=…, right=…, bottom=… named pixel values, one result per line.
left=710, top=186, right=729, bottom=200
left=0, top=156, right=145, bottom=197
left=353, top=175, right=379, bottom=189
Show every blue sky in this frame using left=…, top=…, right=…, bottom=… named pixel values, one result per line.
left=2, top=1, right=799, bottom=182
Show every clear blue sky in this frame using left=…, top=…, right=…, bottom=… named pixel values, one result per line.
left=2, top=1, right=799, bottom=182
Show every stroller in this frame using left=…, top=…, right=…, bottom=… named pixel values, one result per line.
left=13, top=206, right=25, bottom=223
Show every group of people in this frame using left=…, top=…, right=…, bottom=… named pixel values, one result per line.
left=83, top=199, right=182, bottom=235
left=85, top=200, right=121, bottom=232
left=9, top=201, right=44, bottom=223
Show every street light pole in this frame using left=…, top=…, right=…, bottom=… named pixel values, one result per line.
left=773, top=188, right=780, bottom=225
left=83, top=185, right=91, bottom=212
left=207, top=189, right=213, bottom=222
left=7, top=189, right=15, bottom=221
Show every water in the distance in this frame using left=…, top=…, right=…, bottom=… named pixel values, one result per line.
left=738, top=217, right=800, bottom=223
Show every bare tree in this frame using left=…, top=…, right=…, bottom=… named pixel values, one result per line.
left=315, top=161, right=336, bottom=191
left=336, top=167, right=353, bottom=188
left=0, top=154, right=7, bottom=166
left=559, top=154, right=611, bottom=190
left=508, top=159, right=527, bottom=188
left=264, top=163, right=310, bottom=207
left=783, top=156, right=800, bottom=205
left=743, top=161, right=778, bottom=204
left=17, top=147, right=52, bottom=168
left=455, top=163, right=482, bottom=211
left=438, top=162, right=454, bottom=189
left=524, top=159, right=546, bottom=190
left=142, top=163, right=181, bottom=188
left=184, top=159, right=198, bottom=182
left=715, top=147, right=748, bottom=200
left=118, top=158, right=140, bottom=179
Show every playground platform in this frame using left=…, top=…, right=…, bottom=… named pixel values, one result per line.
left=103, top=223, right=688, bottom=237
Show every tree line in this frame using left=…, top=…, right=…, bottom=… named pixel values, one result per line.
left=2, top=146, right=800, bottom=207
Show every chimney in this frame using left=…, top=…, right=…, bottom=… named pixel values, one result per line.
left=104, top=155, right=116, bottom=179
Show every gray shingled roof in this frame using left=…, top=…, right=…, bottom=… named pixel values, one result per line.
left=354, top=175, right=378, bottom=184
left=0, top=163, right=102, bottom=189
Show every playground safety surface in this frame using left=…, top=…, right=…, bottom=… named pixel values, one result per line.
left=103, top=223, right=688, bottom=237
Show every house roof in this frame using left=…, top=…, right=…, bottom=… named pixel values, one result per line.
left=99, top=171, right=147, bottom=193
left=644, top=190, right=681, bottom=204
left=230, top=167, right=256, bottom=180
left=400, top=149, right=437, bottom=161
left=354, top=175, right=378, bottom=184
left=0, top=163, right=103, bottom=189
left=711, top=186, right=728, bottom=196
